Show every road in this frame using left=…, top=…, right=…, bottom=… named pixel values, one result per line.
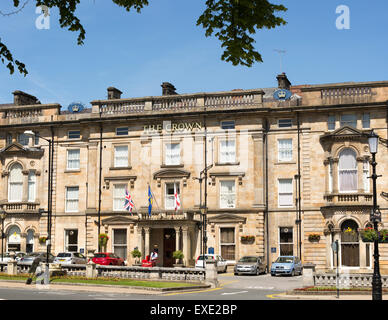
left=0, top=273, right=304, bottom=300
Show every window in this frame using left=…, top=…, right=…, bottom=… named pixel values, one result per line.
left=221, top=120, right=235, bottom=130
left=363, top=159, right=370, bottom=193
left=328, top=115, right=336, bottom=131
left=67, top=149, right=80, bottom=170
left=65, top=186, right=79, bottom=212
left=7, top=226, right=21, bottom=252
left=340, top=114, right=357, bottom=128
left=338, top=148, right=357, bottom=192
left=278, top=119, right=292, bottom=128
left=113, top=184, right=126, bottom=211
left=65, top=229, right=78, bottom=252
left=114, top=145, right=128, bottom=167
left=68, top=130, right=81, bottom=139
left=278, top=179, right=293, bottom=207
left=28, top=171, right=36, bottom=202
left=165, top=143, right=180, bottom=166
left=34, top=132, right=40, bottom=146
left=219, top=140, right=236, bottom=163
left=220, top=180, right=236, bottom=208
left=113, top=229, right=127, bottom=260
left=116, top=127, right=129, bottom=136
left=362, top=113, right=370, bottom=129
left=8, top=163, right=23, bottom=202
left=220, top=228, right=235, bottom=260
left=165, top=183, right=180, bottom=210
left=278, top=139, right=292, bottom=162
left=17, top=133, right=29, bottom=146
left=26, top=229, right=34, bottom=253
left=279, top=227, right=293, bottom=256
left=6, top=133, right=12, bottom=145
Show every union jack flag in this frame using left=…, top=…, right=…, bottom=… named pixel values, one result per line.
left=174, top=190, right=181, bottom=212
left=124, top=188, right=135, bottom=213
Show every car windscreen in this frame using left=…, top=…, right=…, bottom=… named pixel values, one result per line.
left=57, top=253, right=71, bottom=257
left=275, top=257, right=294, bottom=263
left=238, top=257, right=257, bottom=263
left=94, top=254, right=106, bottom=258
left=197, top=256, right=214, bottom=261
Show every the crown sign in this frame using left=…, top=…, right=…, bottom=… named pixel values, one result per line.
left=278, top=90, right=287, bottom=98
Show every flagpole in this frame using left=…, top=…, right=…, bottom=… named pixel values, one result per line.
left=149, top=182, right=161, bottom=214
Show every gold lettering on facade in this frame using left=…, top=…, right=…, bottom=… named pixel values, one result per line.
left=143, top=122, right=202, bottom=133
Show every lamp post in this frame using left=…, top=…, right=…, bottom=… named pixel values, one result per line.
left=0, top=209, right=6, bottom=265
left=24, top=130, right=53, bottom=279
left=368, top=130, right=382, bottom=300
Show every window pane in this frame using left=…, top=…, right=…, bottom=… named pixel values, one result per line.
left=278, top=179, right=293, bottom=206
left=165, top=143, right=180, bottom=165
left=221, top=121, right=235, bottom=130
left=165, top=183, right=179, bottom=209
left=340, top=114, right=357, bottom=128
left=68, top=130, right=81, bottom=139
left=9, top=164, right=23, bottom=202
left=66, top=187, right=79, bottom=212
left=328, top=115, right=336, bottom=131
left=17, top=133, right=29, bottom=146
left=114, top=146, right=128, bottom=167
left=362, top=113, right=370, bottom=129
left=220, top=140, right=236, bottom=163
left=113, top=184, right=126, bottom=211
left=67, top=149, right=80, bottom=170
left=114, top=229, right=127, bottom=245
left=339, top=149, right=358, bottom=192
left=278, top=139, right=292, bottom=161
left=278, top=119, right=292, bottom=128
left=28, top=172, right=36, bottom=202
left=221, top=228, right=235, bottom=243
left=220, top=181, right=236, bottom=208
left=116, top=127, right=128, bottom=136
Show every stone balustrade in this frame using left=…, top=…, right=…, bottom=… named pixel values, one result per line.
left=324, top=193, right=373, bottom=205
left=314, top=273, right=388, bottom=288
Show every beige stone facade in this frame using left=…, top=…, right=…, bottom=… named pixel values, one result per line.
left=1, top=77, right=388, bottom=273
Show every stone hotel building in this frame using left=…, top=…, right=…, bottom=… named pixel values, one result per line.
left=1, top=74, right=388, bottom=273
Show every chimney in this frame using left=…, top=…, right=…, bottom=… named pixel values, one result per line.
left=12, top=91, right=40, bottom=106
left=107, top=87, right=123, bottom=100
left=161, top=82, right=177, bottom=96
left=276, top=73, right=291, bottom=90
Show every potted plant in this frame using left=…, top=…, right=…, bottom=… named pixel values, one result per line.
left=361, top=227, right=388, bottom=243
left=131, top=248, right=142, bottom=266
left=379, top=229, right=388, bottom=243
left=39, top=236, right=47, bottom=244
left=308, top=234, right=321, bottom=242
left=173, top=250, right=184, bottom=267
left=240, top=235, right=255, bottom=244
left=98, top=233, right=109, bottom=252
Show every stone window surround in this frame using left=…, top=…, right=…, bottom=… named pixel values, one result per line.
left=215, top=133, right=239, bottom=166
left=110, top=142, right=131, bottom=170
left=162, top=137, right=183, bottom=167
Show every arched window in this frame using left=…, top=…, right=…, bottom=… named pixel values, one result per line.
left=7, top=225, right=21, bottom=251
left=338, top=148, right=358, bottom=192
left=8, top=163, right=23, bottom=202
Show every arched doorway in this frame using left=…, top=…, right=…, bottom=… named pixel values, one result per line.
left=7, top=225, right=21, bottom=252
left=340, top=220, right=359, bottom=267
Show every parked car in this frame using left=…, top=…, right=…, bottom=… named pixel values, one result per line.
left=234, top=256, right=267, bottom=275
left=54, top=252, right=87, bottom=265
left=91, top=252, right=125, bottom=266
left=271, top=256, right=303, bottom=276
left=19, top=252, right=56, bottom=263
left=0, top=252, right=26, bottom=262
left=195, top=254, right=228, bottom=273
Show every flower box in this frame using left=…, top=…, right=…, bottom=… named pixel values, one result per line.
left=240, top=235, right=255, bottom=244
left=360, top=228, right=388, bottom=243
left=308, top=234, right=321, bottom=242
left=39, top=236, right=47, bottom=244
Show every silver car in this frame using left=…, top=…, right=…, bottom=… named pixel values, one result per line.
left=0, top=252, right=26, bottom=262
left=19, top=252, right=55, bottom=263
left=54, top=252, right=87, bottom=264
left=234, top=256, right=267, bottom=275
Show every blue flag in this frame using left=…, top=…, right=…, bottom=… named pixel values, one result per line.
left=148, top=185, right=153, bottom=216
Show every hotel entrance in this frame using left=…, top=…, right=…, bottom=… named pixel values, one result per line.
left=163, top=228, right=176, bottom=267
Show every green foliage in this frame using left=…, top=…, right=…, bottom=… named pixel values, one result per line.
left=1, top=0, right=287, bottom=76
left=131, top=248, right=142, bottom=258
left=172, top=250, right=184, bottom=260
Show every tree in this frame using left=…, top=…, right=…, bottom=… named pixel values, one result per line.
left=1, top=0, right=287, bottom=76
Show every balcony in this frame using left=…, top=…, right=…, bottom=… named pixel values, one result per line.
left=323, top=193, right=373, bottom=207
left=2, top=202, right=41, bottom=214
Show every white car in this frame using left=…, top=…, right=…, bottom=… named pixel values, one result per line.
left=0, top=252, right=26, bottom=262
left=195, top=254, right=228, bottom=273
left=54, top=252, right=87, bottom=264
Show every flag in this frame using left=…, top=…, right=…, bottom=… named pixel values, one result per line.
left=148, top=185, right=153, bottom=217
left=124, top=188, right=135, bottom=213
left=174, top=189, right=181, bottom=212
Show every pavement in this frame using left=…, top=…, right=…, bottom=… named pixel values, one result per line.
left=269, top=292, right=387, bottom=300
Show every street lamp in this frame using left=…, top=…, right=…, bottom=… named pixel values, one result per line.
left=368, top=130, right=382, bottom=300
left=0, top=209, right=6, bottom=266
left=24, top=130, right=53, bottom=281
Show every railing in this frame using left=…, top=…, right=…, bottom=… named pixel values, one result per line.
left=3, top=203, right=39, bottom=212
left=153, top=97, right=198, bottom=111
left=314, top=273, right=388, bottom=288
left=100, top=101, right=145, bottom=114
left=3, top=109, right=42, bottom=119
left=61, top=264, right=87, bottom=277
left=324, top=193, right=373, bottom=204
left=322, top=87, right=372, bottom=99
left=205, top=94, right=256, bottom=108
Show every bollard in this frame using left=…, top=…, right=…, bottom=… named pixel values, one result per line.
left=7, top=260, right=18, bottom=276
left=205, top=260, right=219, bottom=288
left=86, top=262, right=97, bottom=278
left=302, top=263, right=316, bottom=287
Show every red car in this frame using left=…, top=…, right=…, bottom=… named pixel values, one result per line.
left=91, top=252, right=125, bottom=266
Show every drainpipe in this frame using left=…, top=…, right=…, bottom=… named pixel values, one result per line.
left=97, top=120, right=103, bottom=252
left=296, top=112, right=302, bottom=261
left=263, top=119, right=270, bottom=270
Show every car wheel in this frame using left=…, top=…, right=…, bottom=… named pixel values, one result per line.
left=234, top=272, right=238, bottom=276
left=291, top=269, right=295, bottom=277
left=223, top=266, right=227, bottom=273
left=299, top=268, right=303, bottom=276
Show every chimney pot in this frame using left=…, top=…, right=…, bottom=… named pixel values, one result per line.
left=107, top=87, right=123, bottom=100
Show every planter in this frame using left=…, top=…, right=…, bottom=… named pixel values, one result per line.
left=240, top=236, right=255, bottom=244
left=360, top=228, right=388, bottom=243
left=308, top=234, right=321, bottom=242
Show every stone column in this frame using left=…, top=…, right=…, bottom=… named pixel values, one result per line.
left=332, top=159, right=339, bottom=193
left=137, top=227, right=144, bottom=259
left=302, top=263, right=316, bottom=287
left=87, top=142, right=98, bottom=209
left=182, top=226, right=191, bottom=267
left=252, top=133, right=265, bottom=206
left=174, top=227, right=181, bottom=251
left=144, top=227, right=150, bottom=258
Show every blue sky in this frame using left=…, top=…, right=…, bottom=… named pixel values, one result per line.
left=0, top=0, right=387, bottom=108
